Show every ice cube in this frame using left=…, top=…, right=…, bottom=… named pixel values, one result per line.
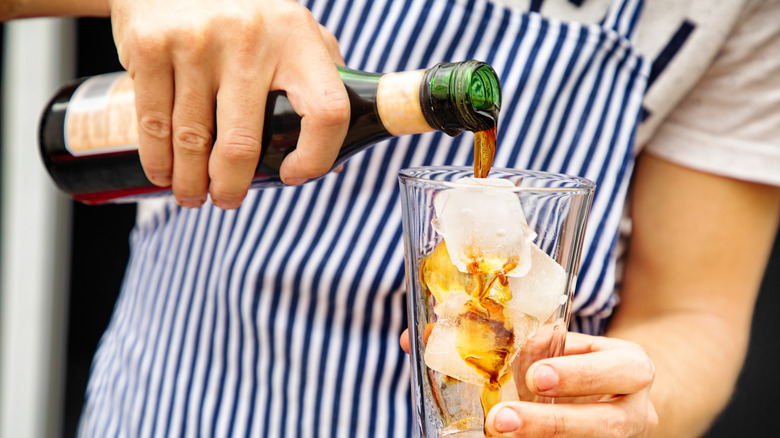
left=432, top=177, right=535, bottom=277
left=501, top=309, right=539, bottom=367
left=507, top=244, right=567, bottom=322
left=424, top=289, right=540, bottom=386
left=425, top=292, right=488, bottom=385
left=428, top=369, right=484, bottom=433
left=421, top=241, right=486, bottom=305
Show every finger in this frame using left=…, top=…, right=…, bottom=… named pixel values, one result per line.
left=486, top=400, right=649, bottom=438
left=275, top=13, right=350, bottom=185
left=170, top=66, right=216, bottom=208
left=400, top=329, right=409, bottom=353
left=279, top=65, right=349, bottom=185
left=526, top=342, right=655, bottom=398
left=133, top=66, right=174, bottom=187
left=561, top=331, right=615, bottom=355
left=209, top=69, right=265, bottom=209
left=399, top=324, right=434, bottom=354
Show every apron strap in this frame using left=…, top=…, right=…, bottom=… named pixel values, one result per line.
left=602, top=0, right=644, bottom=40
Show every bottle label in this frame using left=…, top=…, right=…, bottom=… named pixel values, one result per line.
left=377, top=69, right=433, bottom=137
left=64, top=72, right=139, bottom=156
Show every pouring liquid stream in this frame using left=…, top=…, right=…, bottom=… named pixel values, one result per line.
left=473, top=127, right=497, bottom=179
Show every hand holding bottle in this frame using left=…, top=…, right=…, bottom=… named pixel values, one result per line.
left=106, top=0, right=350, bottom=209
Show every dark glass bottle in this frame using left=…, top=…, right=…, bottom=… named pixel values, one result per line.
left=39, top=60, right=501, bottom=204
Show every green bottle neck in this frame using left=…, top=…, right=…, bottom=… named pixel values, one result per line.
left=421, top=60, right=502, bottom=136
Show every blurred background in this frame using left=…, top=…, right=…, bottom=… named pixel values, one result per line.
left=0, top=17, right=778, bottom=438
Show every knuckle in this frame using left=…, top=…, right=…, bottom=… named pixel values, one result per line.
left=313, top=88, right=351, bottom=127
left=319, top=26, right=341, bottom=53
left=276, top=2, right=317, bottom=29
left=139, top=113, right=172, bottom=140
left=126, top=30, right=170, bottom=60
left=520, top=409, right=568, bottom=437
left=176, top=33, right=211, bottom=65
left=214, top=14, right=258, bottom=52
left=219, top=128, right=262, bottom=162
left=575, top=360, right=599, bottom=392
left=173, top=125, right=213, bottom=157
left=548, top=410, right=568, bottom=437
left=605, top=408, right=631, bottom=438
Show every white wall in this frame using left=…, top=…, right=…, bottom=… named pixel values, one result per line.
left=0, top=18, right=74, bottom=438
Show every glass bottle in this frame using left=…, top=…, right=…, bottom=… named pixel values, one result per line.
left=39, top=60, right=501, bottom=204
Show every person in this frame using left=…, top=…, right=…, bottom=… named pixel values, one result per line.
left=4, top=0, right=780, bottom=436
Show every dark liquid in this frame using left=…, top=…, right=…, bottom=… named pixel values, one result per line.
left=473, top=126, right=497, bottom=178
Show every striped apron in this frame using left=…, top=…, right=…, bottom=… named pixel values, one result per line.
left=78, top=0, right=648, bottom=436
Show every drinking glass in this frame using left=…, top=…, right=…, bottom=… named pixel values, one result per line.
left=398, top=166, right=595, bottom=437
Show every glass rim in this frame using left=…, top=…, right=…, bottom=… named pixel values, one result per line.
left=398, top=166, right=596, bottom=194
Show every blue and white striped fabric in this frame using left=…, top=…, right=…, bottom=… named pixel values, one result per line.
left=78, top=0, right=648, bottom=436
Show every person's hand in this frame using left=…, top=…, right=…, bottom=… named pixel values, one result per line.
left=485, top=332, right=658, bottom=437
left=107, top=0, right=349, bottom=209
left=400, top=331, right=657, bottom=436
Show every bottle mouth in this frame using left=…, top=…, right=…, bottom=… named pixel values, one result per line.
left=422, top=60, right=502, bottom=136
left=467, top=63, right=502, bottom=127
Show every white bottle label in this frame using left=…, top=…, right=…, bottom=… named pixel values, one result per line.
left=64, top=72, right=139, bottom=156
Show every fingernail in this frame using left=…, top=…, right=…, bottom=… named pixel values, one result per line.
left=178, top=197, right=206, bottom=209
left=284, top=177, right=308, bottom=186
left=149, top=173, right=171, bottom=186
left=534, top=364, right=558, bottom=392
left=213, top=200, right=240, bottom=210
left=494, top=407, right=521, bottom=433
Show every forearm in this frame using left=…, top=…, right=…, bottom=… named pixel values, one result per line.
left=608, top=309, right=749, bottom=437
left=0, top=0, right=109, bottom=21
left=608, top=152, right=780, bottom=437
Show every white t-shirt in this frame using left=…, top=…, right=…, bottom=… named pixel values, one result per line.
left=500, top=0, right=780, bottom=186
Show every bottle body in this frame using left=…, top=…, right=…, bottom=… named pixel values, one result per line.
left=39, top=61, right=500, bottom=204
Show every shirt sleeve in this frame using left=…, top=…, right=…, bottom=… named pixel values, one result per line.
left=643, top=0, right=780, bottom=187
